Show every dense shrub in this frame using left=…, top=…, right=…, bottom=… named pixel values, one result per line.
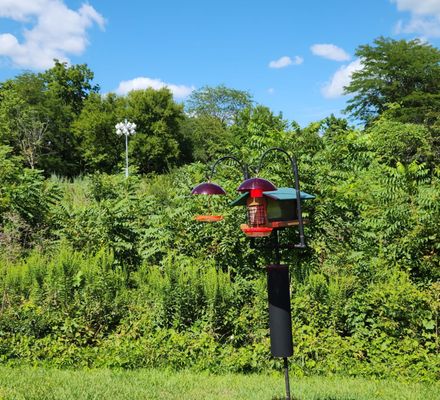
left=0, top=87, right=439, bottom=380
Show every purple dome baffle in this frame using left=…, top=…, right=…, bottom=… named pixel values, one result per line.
left=191, top=182, right=227, bottom=195
left=237, top=177, right=277, bottom=192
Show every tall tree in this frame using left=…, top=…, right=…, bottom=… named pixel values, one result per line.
left=16, top=109, right=48, bottom=169
left=344, top=37, right=440, bottom=124
left=0, top=73, right=50, bottom=169
left=125, top=88, right=186, bottom=174
left=0, top=62, right=99, bottom=175
left=179, top=114, right=232, bottom=163
left=186, top=85, right=252, bottom=125
left=74, top=88, right=190, bottom=174
left=42, top=59, right=99, bottom=115
left=73, top=93, right=125, bottom=173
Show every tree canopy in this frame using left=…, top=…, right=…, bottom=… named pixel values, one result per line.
left=344, top=37, right=440, bottom=124
left=185, top=84, right=253, bottom=125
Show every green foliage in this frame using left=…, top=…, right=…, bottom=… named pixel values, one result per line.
left=180, top=114, right=232, bottom=163
left=345, top=37, right=440, bottom=124
left=0, top=146, right=60, bottom=256
left=230, top=105, right=293, bottom=165
left=1, top=39, right=440, bottom=380
left=364, top=117, right=433, bottom=165
left=125, top=88, right=186, bottom=173
left=72, top=93, right=125, bottom=173
left=0, top=61, right=98, bottom=175
left=186, top=85, right=253, bottom=125
left=1, top=149, right=439, bottom=379
left=42, top=59, right=99, bottom=115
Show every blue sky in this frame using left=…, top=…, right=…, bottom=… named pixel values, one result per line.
left=1, top=0, right=440, bottom=126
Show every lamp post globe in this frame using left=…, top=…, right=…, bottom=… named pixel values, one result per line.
left=115, top=119, right=136, bottom=178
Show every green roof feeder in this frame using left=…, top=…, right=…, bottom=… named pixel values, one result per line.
left=266, top=188, right=315, bottom=223
left=231, top=187, right=315, bottom=221
left=231, top=187, right=315, bottom=235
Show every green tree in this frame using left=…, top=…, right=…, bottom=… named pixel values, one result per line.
left=186, top=85, right=253, bottom=125
left=344, top=37, right=440, bottom=124
left=364, top=117, right=433, bottom=166
left=73, top=93, right=125, bottom=173
left=125, top=88, right=187, bottom=174
left=40, top=60, right=98, bottom=175
left=0, top=61, right=98, bottom=176
left=0, top=73, right=47, bottom=148
left=42, top=59, right=99, bottom=115
left=73, top=88, right=189, bottom=174
left=179, top=114, right=232, bottom=163
left=230, top=105, right=293, bottom=165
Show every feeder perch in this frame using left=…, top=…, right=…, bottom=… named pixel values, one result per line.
left=195, top=215, right=223, bottom=222
left=240, top=225, right=273, bottom=237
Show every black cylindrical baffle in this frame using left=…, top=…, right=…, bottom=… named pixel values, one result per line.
left=266, top=264, right=293, bottom=357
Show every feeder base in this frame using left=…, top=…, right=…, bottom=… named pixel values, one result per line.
left=194, top=215, right=224, bottom=222
left=240, top=224, right=273, bottom=237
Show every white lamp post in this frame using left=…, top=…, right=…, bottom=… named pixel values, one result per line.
left=115, top=119, right=136, bottom=178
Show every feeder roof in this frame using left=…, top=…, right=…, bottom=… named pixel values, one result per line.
left=191, top=182, right=226, bottom=195
left=230, top=187, right=315, bottom=206
left=237, top=177, right=277, bottom=192
left=264, top=187, right=315, bottom=201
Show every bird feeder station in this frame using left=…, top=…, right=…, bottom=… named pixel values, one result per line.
left=191, top=181, right=226, bottom=222
left=231, top=178, right=315, bottom=238
left=190, top=149, right=315, bottom=400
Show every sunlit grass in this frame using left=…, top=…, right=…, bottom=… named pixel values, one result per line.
left=0, top=366, right=438, bottom=400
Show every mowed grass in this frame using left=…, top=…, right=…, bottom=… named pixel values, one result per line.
left=0, top=366, right=438, bottom=400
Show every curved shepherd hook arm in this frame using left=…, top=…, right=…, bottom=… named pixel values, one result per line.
left=210, top=155, right=249, bottom=181
left=257, top=147, right=306, bottom=248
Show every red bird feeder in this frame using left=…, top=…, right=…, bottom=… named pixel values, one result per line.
left=236, top=178, right=277, bottom=237
left=191, top=181, right=226, bottom=222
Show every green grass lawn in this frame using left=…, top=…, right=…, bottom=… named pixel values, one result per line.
left=0, top=366, right=438, bottom=400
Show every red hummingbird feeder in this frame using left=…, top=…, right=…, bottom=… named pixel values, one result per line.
left=191, top=181, right=226, bottom=222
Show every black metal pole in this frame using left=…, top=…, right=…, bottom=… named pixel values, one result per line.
left=267, top=230, right=292, bottom=400
left=210, top=155, right=249, bottom=181
left=284, top=357, right=291, bottom=400
left=274, top=229, right=281, bottom=264
left=291, top=157, right=305, bottom=249
left=257, top=147, right=306, bottom=248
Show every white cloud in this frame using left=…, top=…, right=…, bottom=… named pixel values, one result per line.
left=268, top=55, right=303, bottom=69
left=269, top=56, right=292, bottom=69
left=115, top=77, right=195, bottom=99
left=311, top=44, right=350, bottom=61
left=392, top=0, right=440, bottom=16
left=395, top=16, right=440, bottom=37
left=0, top=0, right=105, bottom=69
left=268, top=88, right=275, bottom=94
left=391, top=0, right=440, bottom=37
left=321, top=59, right=363, bottom=99
left=293, top=55, right=304, bottom=65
